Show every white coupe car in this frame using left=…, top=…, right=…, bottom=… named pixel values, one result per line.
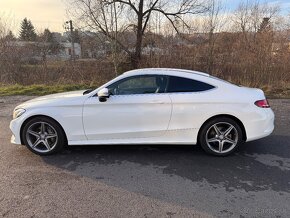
left=10, top=68, right=274, bottom=156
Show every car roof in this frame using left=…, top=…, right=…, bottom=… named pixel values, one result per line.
left=93, top=68, right=238, bottom=95
left=123, top=68, right=210, bottom=78
left=119, top=68, right=238, bottom=89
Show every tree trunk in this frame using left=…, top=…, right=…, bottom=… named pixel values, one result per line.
left=132, top=0, right=144, bottom=68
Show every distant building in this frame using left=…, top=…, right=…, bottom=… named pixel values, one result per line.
left=60, top=42, right=82, bottom=59
left=8, top=40, right=81, bottom=61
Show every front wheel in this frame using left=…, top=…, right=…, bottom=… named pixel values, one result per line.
left=199, top=117, right=243, bottom=156
left=22, top=117, right=66, bottom=155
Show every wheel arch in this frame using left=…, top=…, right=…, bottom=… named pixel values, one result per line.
left=20, top=115, right=68, bottom=145
left=197, top=114, right=247, bottom=143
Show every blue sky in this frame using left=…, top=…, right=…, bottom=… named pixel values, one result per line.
left=223, top=0, right=290, bottom=13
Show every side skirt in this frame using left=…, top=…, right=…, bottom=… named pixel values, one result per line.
left=68, top=128, right=199, bottom=146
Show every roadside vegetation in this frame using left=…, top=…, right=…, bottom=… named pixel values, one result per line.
left=0, top=84, right=94, bottom=96
left=1, top=83, right=289, bottom=98
left=0, top=0, right=289, bottom=98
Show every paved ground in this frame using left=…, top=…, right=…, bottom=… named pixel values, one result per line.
left=0, top=96, right=289, bottom=218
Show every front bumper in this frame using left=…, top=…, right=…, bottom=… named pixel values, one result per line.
left=10, top=118, right=22, bottom=145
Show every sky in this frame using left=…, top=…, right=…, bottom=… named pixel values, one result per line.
left=223, top=0, right=290, bottom=11
left=0, top=0, right=68, bottom=34
left=0, top=0, right=289, bottom=35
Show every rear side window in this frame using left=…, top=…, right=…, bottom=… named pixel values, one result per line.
left=167, top=76, right=215, bottom=93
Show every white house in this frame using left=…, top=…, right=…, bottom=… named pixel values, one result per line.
left=58, top=42, right=82, bottom=60
left=8, top=41, right=81, bottom=61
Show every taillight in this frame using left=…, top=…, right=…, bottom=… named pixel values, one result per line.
left=255, top=99, right=270, bottom=108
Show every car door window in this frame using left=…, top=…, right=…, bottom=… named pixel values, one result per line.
left=167, top=76, right=215, bottom=93
left=108, top=75, right=168, bottom=95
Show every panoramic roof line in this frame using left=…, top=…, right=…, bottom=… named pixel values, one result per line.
left=123, top=68, right=210, bottom=77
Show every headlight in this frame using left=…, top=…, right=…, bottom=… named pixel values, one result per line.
left=13, top=108, right=26, bottom=119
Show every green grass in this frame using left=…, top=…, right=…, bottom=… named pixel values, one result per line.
left=0, top=84, right=95, bottom=96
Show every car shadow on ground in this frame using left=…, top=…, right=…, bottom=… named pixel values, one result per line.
left=42, top=134, right=290, bottom=195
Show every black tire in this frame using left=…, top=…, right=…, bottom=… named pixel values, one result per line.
left=199, top=117, right=243, bottom=156
left=21, top=116, right=66, bottom=155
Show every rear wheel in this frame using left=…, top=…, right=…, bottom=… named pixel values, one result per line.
left=22, top=117, right=66, bottom=155
left=199, top=117, right=243, bottom=156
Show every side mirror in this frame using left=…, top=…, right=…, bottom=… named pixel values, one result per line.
left=97, top=88, right=110, bottom=102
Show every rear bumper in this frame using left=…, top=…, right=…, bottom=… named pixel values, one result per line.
left=246, top=108, right=275, bottom=142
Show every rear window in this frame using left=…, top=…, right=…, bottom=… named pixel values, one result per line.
left=167, top=76, right=215, bottom=93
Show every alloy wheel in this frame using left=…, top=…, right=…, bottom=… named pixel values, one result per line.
left=205, top=122, right=238, bottom=154
left=26, top=121, right=58, bottom=153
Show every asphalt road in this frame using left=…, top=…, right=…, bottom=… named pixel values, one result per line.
left=0, top=96, right=289, bottom=218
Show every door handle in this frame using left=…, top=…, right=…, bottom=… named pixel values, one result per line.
left=149, top=100, right=165, bottom=104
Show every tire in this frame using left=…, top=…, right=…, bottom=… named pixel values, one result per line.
left=21, top=116, right=66, bottom=155
left=199, top=117, right=243, bottom=156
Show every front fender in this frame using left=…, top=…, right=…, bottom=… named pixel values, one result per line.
left=11, top=105, right=86, bottom=144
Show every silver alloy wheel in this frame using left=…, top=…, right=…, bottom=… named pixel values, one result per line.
left=26, top=121, right=58, bottom=153
left=205, top=122, right=238, bottom=154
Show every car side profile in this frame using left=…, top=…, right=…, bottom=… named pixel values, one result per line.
left=10, top=68, right=274, bottom=156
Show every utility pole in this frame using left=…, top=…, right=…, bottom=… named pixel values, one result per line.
left=65, top=20, right=75, bottom=61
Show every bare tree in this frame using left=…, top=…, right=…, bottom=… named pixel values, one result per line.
left=68, top=0, right=209, bottom=67
left=203, top=0, right=224, bottom=73
left=232, top=0, right=279, bottom=39
left=230, top=0, right=281, bottom=86
left=0, top=15, right=22, bottom=83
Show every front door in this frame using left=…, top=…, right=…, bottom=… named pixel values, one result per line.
left=83, top=75, right=172, bottom=140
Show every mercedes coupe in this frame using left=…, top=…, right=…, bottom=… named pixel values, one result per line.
left=10, top=68, right=275, bottom=156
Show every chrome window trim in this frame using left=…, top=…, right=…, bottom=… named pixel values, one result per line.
left=93, top=74, right=218, bottom=97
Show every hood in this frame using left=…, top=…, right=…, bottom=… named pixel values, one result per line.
left=27, top=90, right=86, bottom=102
left=16, top=90, right=87, bottom=109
